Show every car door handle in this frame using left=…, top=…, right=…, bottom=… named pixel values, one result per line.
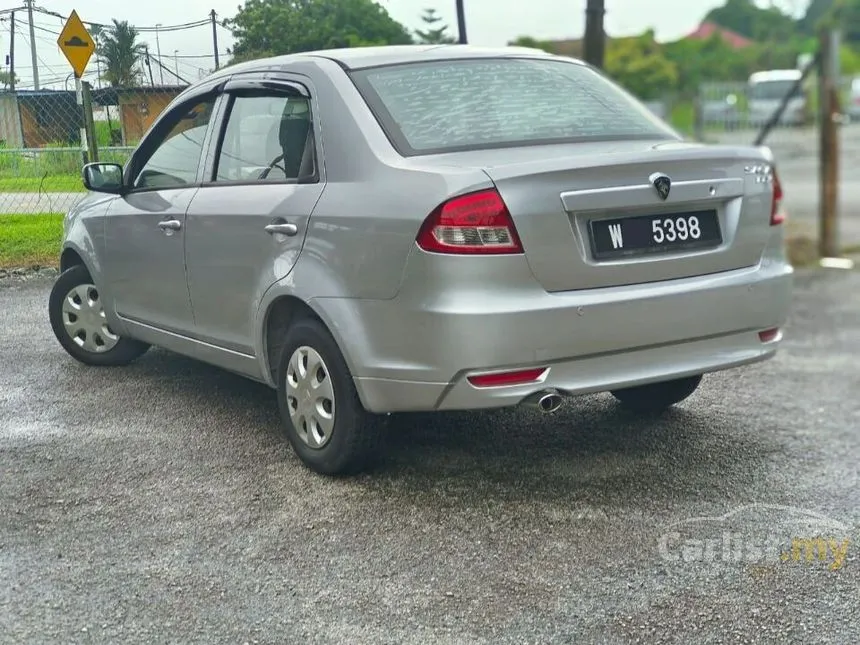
left=157, top=219, right=182, bottom=231
left=265, top=222, right=298, bottom=236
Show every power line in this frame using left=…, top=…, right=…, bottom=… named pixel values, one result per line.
left=148, top=52, right=190, bottom=85
left=13, top=26, right=62, bottom=85
left=32, top=7, right=210, bottom=33
left=174, top=53, right=229, bottom=59
left=30, top=22, right=59, bottom=36
left=9, top=7, right=230, bottom=91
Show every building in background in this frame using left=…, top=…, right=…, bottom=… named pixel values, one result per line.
left=93, top=85, right=187, bottom=145
left=0, top=90, right=82, bottom=148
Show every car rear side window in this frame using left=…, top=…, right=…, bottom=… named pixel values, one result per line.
left=351, top=57, right=676, bottom=156
left=214, top=93, right=316, bottom=183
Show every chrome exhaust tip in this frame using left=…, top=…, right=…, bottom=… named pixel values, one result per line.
left=523, top=389, right=564, bottom=414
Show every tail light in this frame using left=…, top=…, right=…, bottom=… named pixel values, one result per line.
left=770, top=169, right=785, bottom=226
left=416, top=189, right=524, bottom=254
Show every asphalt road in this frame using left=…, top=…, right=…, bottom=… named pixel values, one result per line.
left=2, top=271, right=859, bottom=644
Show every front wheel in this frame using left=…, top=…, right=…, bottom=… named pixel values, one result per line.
left=610, top=375, right=703, bottom=414
left=48, top=264, right=149, bottom=366
left=276, top=317, right=382, bottom=475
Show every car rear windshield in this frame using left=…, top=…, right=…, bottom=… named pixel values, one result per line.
left=350, top=57, right=677, bottom=156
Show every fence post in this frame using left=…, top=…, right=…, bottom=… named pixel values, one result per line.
left=74, top=77, right=87, bottom=166
left=81, top=81, right=98, bottom=163
left=693, top=94, right=704, bottom=142
left=818, top=27, right=840, bottom=258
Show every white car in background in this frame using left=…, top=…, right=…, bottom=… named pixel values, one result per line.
left=748, top=69, right=809, bottom=127
left=848, top=77, right=860, bottom=122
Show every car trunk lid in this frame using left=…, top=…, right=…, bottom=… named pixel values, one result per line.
left=472, top=141, right=776, bottom=292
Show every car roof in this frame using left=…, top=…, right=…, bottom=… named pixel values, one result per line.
left=749, top=69, right=802, bottom=83
left=307, top=44, right=569, bottom=69
left=208, top=44, right=576, bottom=80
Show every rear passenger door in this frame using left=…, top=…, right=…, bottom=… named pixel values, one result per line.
left=184, top=75, right=325, bottom=355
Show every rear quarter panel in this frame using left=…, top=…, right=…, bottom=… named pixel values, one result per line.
left=282, top=58, right=492, bottom=302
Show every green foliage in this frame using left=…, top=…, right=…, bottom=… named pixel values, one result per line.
left=605, top=31, right=678, bottom=100
left=833, top=0, right=860, bottom=43
left=0, top=213, right=64, bottom=267
left=0, top=145, right=130, bottom=189
left=507, top=36, right=556, bottom=52
left=98, top=20, right=146, bottom=87
left=227, top=0, right=413, bottom=62
left=800, top=0, right=838, bottom=34
left=705, top=0, right=796, bottom=41
left=415, top=8, right=456, bottom=44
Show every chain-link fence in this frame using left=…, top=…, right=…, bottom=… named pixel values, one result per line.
left=0, top=85, right=188, bottom=216
left=695, top=72, right=860, bottom=253
left=697, top=75, right=855, bottom=135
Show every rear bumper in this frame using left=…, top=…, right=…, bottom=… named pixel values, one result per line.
left=314, top=246, right=794, bottom=414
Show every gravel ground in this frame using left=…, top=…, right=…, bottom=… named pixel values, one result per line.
left=1, top=271, right=859, bottom=644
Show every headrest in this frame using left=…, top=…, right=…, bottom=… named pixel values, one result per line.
left=279, top=116, right=310, bottom=178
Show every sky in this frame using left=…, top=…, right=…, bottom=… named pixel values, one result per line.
left=0, top=0, right=808, bottom=90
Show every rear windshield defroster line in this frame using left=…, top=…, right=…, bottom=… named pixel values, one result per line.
left=348, top=57, right=677, bottom=157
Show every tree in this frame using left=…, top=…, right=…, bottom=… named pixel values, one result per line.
left=827, top=0, right=860, bottom=44
left=415, top=8, right=455, bottom=44
left=227, top=0, right=413, bottom=63
left=98, top=20, right=146, bottom=87
left=664, top=33, right=757, bottom=97
left=704, top=0, right=796, bottom=42
left=604, top=30, right=678, bottom=101
left=507, top=36, right=555, bottom=52
left=0, top=71, right=16, bottom=90
left=800, top=0, right=836, bottom=34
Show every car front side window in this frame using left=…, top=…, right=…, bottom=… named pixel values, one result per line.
left=133, top=98, right=216, bottom=190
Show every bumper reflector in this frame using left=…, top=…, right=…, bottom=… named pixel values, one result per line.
left=467, top=367, right=548, bottom=388
left=758, top=328, right=781, bottom=343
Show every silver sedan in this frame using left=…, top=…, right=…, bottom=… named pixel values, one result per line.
left=48, top=45, right=793, bottom=474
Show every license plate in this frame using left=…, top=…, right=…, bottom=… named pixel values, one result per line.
left=589, top=210, right=722, bottom=260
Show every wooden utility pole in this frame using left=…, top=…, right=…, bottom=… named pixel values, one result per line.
left=9, top=11, right=15, bottom=91
left=455, top=0, right=467, bottom=44
left=25, top=0, right=38, bottom=89
left=81, top=80, right=98, bottom=164
left=818, top=27, right=840, bottom=258
left=210, top=10, right=220, bottom=70
left=584, top=0, right=606, bottom=68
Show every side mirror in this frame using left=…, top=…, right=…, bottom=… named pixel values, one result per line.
left=82, top=162, right=125, bottom=194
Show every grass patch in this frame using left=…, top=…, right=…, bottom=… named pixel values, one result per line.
left=0, top=175, right=84, bottom=193
left=670, top=101, right=695, bottom=135
left=0, top=213, right=63, bottom=268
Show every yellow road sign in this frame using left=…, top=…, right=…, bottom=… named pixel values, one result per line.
left=57, top=10, right=95, bottom=78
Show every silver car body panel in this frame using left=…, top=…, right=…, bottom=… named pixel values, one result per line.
left=60, top=45, right=794, bottom=412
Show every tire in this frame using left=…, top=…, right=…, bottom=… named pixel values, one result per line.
left=48, top=264, right=149, bottom=367
left=610, top=375, right=703, bottom=414
left=275, top=316, right=382, bottom=475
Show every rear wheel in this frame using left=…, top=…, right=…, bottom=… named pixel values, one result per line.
left=276, top=317, right=381, bottom=475
left=48, top=264, right=149, bottom=366
left=610, top=375, right=702, bottom=414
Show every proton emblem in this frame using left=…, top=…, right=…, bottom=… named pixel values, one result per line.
left=650, top=172, right=671, bottom=200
